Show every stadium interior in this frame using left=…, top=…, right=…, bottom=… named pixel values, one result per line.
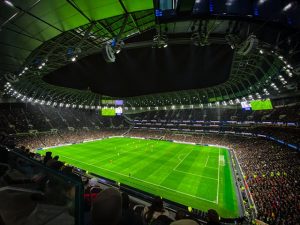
left=0, top=1, right=299, bottom=225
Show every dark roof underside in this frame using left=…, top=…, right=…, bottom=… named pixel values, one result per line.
left=44, top=44, right=233, bottom=97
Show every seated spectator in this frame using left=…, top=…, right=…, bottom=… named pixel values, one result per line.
left=0, top=177, right=75, bottom=225
left=142, top=196, right=170, bottom=224
left=88, top=177, right=100, bottom=188
left=175, top=210, right=187, bottom=220
left=151, top=215, right=173, bottom=225
left=206, top=209, right=220, bottom=225
left=43, top=152, right=52, bottom=164
left=118, top=192, right=143, bottom=225
left=91, top=188, right=122, bottom=225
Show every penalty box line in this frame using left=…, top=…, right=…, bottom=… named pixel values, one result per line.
left=173, top=169, right=218, bottom=181
left=173, top=150, right=218, bottom=181
left=59, top=154, right=217, bottom=204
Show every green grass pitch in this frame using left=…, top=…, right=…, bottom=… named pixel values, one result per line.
left=38, top=137, right=240, bottom=218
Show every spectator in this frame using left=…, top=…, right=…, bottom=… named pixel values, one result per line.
left=119, top=192, right=143, bottom=225
left=151, top=215, right=173, bottom=225
left=91, top=188, right=122, bottom=225
left=142, top=196, right=170, bottom=224
left=206, top=209, right=220, bottom=225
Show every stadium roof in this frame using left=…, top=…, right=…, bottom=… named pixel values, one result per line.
left=1, top=0, right=300, bottom=108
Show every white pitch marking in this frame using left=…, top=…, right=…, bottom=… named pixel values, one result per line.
left=216, top=148, right=221, bottom=204
left=173, top=169, right=218, bottom=181
left=58, top=154, right=217, bottom=204
left=205, top=156, right=210, bottom=167
left=173, top=150, right=193, bottom=171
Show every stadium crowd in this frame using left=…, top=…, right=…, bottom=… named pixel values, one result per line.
left=0, top=141, right=222, bottom=225
left=0, top=103, right=127, bottom=133
left=13, top=130, right=127, bottom=150
left=127, top=130, right=300, bottom=225
left=0, top=103, right=299, bottom=225
left=1, top=128, right=299, bottom=225
left=129, top=104, right=300, bottom=123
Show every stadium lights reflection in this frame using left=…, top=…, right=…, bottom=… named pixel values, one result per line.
left=283, top=2, right=294, bottom=12
left=258, top=0, right=268, bottom=5
left=256, top=93, right=262, bottom=99
left=152, top=34, right=168, bottom=48
left=4, top=0, right=14, bottom=7
left=18, top=67, right=30, bottom=76
left=71, top=55, right=78, bottom=62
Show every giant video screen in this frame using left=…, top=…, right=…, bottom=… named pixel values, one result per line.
left=250, top=99, right=273, bottom=111
left=101, top=108, right=116, bottom=116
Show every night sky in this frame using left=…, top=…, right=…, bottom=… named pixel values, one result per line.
left=44, top=44, right=233, bottom=97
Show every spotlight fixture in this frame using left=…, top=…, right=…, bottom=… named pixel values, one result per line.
left=237, top=35, right=258, bottom=56
left=67, top=47, right=81, bottom=62
left=225, top=34, right=240, bottom=50
left=114, top=40, right=124, bottom=54
left=102, top=39, right=124, bottom=62
left=191, top=32, right=209, bottom=47
left=102, top=43, right=116, bottom=63
left=4, top=0, right=14, bottom=7
left=37, top=59, right=47, bottom=69
left=283, top=2, right=296, bottom=12
left=71, top=55, right=78, bottom=62
left=152, top=34, right=168, bottom=48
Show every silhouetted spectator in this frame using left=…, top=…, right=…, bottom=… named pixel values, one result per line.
left=175, top=210, right=187, bottom=220
left=151, top=215, right=173, bottom=225
left=43, top=152, right=52, bottom=164
left=119, top=192, right=143, bottom=225
left=142, top=196, right=169, bottom=224
left=91, top=188, right=122, bottom=225
left=206, top=209, right=220, bottom=225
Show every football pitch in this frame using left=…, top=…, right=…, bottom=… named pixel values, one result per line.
left=38, top=137, right=240, bottom=218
